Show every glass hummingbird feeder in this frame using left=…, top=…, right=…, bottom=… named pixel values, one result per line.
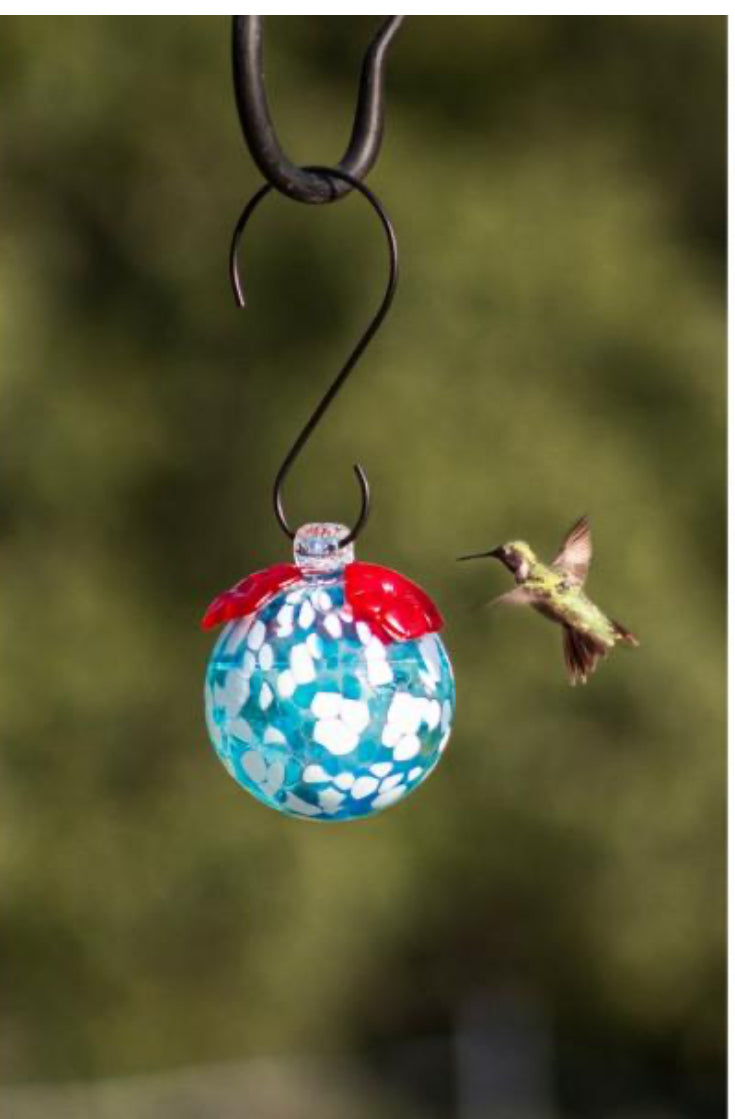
left=201, top=17, right=455, bottom=821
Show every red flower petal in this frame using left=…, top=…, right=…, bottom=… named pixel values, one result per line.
left=201, top=563, right=301, bottom=630
left=345, top=562, right=443, bottom=643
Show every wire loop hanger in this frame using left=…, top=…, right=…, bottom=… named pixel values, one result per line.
left=230, top=18, right=403, bottom=545
left=232, top=16, right=404, bottom=205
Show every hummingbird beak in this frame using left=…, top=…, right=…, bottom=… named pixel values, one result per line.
left=457, top=547, right=504, bottom=562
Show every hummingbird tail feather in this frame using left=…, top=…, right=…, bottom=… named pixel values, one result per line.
left=562, top=626, right=608, bottom=686
left=612, top=620, right=639, bottom=647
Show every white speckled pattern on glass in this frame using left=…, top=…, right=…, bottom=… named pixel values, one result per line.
left=204, top=576, right=455, bottom=821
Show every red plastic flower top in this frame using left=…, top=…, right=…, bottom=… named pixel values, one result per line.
left=344, top=563, right=443, bottom=643
left=201, top=564, right=300, bottom=630
left=202, top=562, right=443, bottom=644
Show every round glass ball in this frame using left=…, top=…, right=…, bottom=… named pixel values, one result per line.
left=204, top=528, right=455, bottom=821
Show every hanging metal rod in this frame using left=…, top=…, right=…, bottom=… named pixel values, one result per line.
left=230, top=166, right=399, bottom=544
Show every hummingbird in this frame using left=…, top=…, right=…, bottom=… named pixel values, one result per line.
left=458, top=516, right=639, bottom=685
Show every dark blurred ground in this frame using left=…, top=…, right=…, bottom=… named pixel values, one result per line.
left=1, top=15, right=725, bottom=1118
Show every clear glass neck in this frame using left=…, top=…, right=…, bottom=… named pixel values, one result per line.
left=293, top=523, right=355, bottom=579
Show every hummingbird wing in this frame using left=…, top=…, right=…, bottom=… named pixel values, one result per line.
left=484, top=587, right=532, bottom=609
left=612, top=619, right=640, bottom=647
left=552, top=515, right=592, bottom=586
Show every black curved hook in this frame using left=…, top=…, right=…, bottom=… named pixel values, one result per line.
left=232, top=15, right=404, bottom=204
left=230, top=166, right=398, bottom=545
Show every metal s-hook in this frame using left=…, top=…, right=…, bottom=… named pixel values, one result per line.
left=230, top=166, right=398, bottom=545
left=232, top=16, right=404, bottom=204
left=230, top=18, right=401, bottom=544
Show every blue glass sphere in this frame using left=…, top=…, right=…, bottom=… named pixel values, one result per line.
left=204, top=524, right=455, bottom=821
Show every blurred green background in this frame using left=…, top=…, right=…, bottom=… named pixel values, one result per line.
left=1, top=15, right=725, bottom=1118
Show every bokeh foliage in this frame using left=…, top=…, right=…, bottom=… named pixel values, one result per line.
left=1, top=13, right=725, bottom=1105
